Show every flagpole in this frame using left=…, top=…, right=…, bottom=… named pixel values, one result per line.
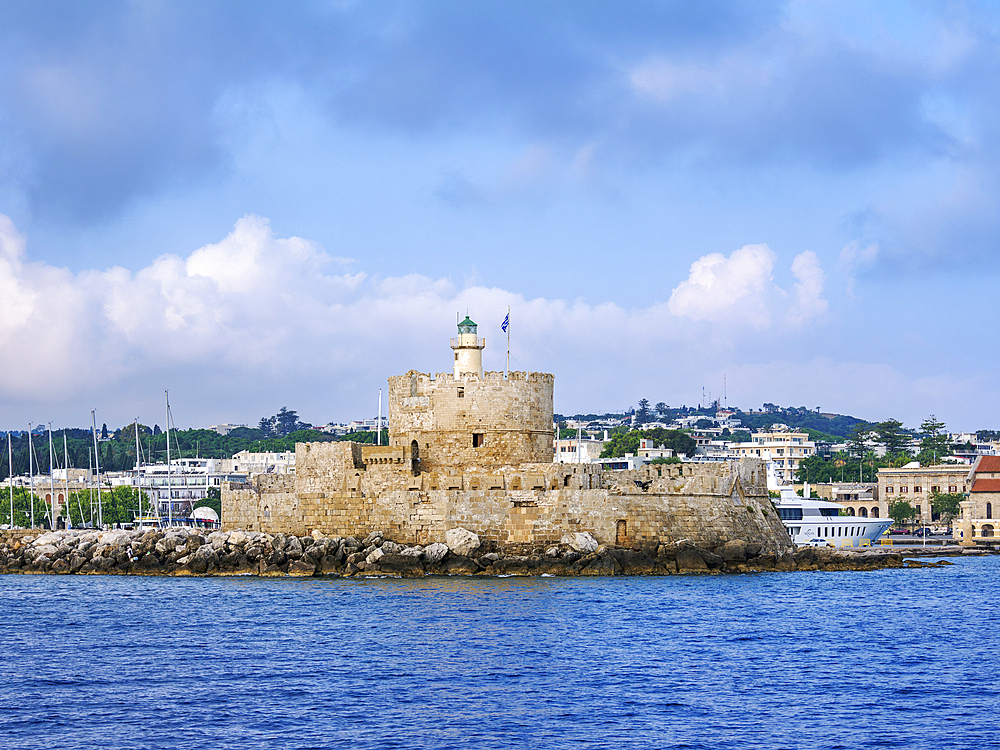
left=506, top=306, right=510, bottom=379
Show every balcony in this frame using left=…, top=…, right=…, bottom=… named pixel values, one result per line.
left=450, top=337, right=485, bottom=349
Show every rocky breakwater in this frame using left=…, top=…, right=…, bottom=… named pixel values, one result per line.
left=0, top=527, right=931, bottom=577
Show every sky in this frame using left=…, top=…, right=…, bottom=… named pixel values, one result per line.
left=1, top=0, right=998, bottom=433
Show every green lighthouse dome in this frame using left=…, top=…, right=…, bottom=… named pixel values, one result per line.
left=457, top=315, right=477, bottom=335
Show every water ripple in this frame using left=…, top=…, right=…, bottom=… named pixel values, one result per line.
left=1, top=559, right=997, bottom=750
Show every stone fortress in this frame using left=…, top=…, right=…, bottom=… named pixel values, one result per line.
left=223, top=317, right=792, bottom=553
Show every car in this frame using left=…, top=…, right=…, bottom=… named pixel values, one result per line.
left=913, top=528, right=935, bottom=537
left=802, top=538, right=833, bottom=547
left=889, top=528, right=909, bottom=535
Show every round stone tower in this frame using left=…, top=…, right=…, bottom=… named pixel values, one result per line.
left=387, top=317, right=554, bottom=472
left=451, top=315, right=485, bottom=378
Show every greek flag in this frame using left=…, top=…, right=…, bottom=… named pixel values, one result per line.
left=501, top=312, right=509, bottom=333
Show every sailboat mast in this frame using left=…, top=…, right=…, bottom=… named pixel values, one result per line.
left=47, top=423, right=56, bottom=529
left=135, top=419, right=142, bottom=523
left=7, top=431, right=13, bottom=528
left=165, top=390, right=172, bottom=526
left=91, top=410, right=103, bottom=528
left=62, top=430, right=72, bottom=529
left=27, top=424, right=34, bottom=528
left=87, top=449, right=93, bottom=525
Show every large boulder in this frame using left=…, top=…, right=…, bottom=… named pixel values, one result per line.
left=719, top=540, right=747, bottom=563
left=676, top=547, right=710, bottom=572
left=378, top=553, right=424, bottom=577
left=445, top=528, right=480, bottom=557
left=422, top=542, right=449, bottom=564
left=285, top=536, right=304, bottom=559
left=561, top=532, right=598, bottom=554
left=287, top=560, right=316, bottom=577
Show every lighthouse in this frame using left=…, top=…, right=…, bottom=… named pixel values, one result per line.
left=451, top=315, right=485, bottom=378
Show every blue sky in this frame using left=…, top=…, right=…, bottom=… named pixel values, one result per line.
left=0, top=1, right=998, bottom=433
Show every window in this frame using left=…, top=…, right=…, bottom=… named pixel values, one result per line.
left=472, top=433, right=484, bottom=448
left=949, top=485, right=957, bottom=493
left=886, top=486, right=894, bottom=494
left=914, top=485, right=922, bottom=493
left=779, top=508, right=803, bottom=520
left=915, top=505, right=921, bottom=517
left=931, top=486, right=940, bottom=493
left=988, top=503, right=993, bottom=520
left=457, top=386, right=465, bottom=398
left=901, top=486, right=908, bottom=493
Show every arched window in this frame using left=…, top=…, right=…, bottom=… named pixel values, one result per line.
left=860, top=507, right=868, bottom=518
left=987, top=502, right=993, bottom=520
left=848, top=507, right=855, bottom=516
left=871, top=507, right=879, bottom=518
left=411, top=440, right=420, bottom=477
left=982, top=524, right=994, bottom=538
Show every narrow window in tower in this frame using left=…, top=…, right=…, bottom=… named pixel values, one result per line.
left=458, top=386, right=464, bottom=398
left=472, top=433, right=484, bottom=447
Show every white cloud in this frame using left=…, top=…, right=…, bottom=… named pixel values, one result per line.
left=667, top=243, right=779, bottom=328
left=0, top=214, right=987, bottom=431
left=787, top=250, right=828, bottom=327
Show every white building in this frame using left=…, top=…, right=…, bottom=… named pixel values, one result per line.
left=553, top=436, right=606, bottom=463
left=224, top=450, right=296, bottom=476
left=731, top=426, right=816, bottom=484
left=108, top=458, right=248, bottom=516
left=209, top=423, right=246, bottom=435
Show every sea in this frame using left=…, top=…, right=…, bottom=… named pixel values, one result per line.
left=1, top=557, right=997, bottom=750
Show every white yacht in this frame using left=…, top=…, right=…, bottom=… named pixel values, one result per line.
left=768, top=465, right=892, bottom=548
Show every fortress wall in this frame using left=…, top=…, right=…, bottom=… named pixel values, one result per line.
left=222, top=455, right=790, bottom=553
left=223, top=475, right=297, bottom=532
left=293, top=441, right=363, bottom=497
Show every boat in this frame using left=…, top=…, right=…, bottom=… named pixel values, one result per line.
left=767, top=464, right=892, bottom=548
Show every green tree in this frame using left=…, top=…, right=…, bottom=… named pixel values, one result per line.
left=635, top=399, right=650, bottom=425
left=654, top=402, right=668, bottom=418
left=875, top=419, right=910, bottom=457
left=929, top=491, right=963, bottom=521
left=887, top=499, right=917, bottom=529
left=918, top=415, right=949, bottom=465
left=600, top=428, right=696, bottom=458
left=648, top=456, right=681, bottom=465
left=0, top=487, right=49, bottom=528
left=847, top=424, right=869, bottom=459
left=67, top=486, right=150, bottom=527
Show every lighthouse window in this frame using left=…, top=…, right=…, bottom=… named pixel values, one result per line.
left=472, top=433, right=484, bottom=448
left=457, top=386, right=465, bottom=398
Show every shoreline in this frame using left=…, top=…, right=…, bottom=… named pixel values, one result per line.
left=2, top=527, right=978, bottom=579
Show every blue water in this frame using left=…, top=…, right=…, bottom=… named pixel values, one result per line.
left=1, top=559, right=997, bottom=750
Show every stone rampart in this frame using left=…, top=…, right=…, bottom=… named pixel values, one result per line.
left=222, top=451, right=792, bottom=554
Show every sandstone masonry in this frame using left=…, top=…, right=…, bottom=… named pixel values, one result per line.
left=223, top=317, right=794, bottom=556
